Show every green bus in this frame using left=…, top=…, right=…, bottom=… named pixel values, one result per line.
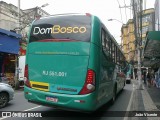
left=24, top=13, right=126, bottom=112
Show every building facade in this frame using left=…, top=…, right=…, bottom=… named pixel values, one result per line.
left=155, top=0, right=160, bottom=31
left=121, top=24, right=128, bottom=60
left=0, top=1, right=50, bottom=41
left=141, top=8, right=155, bottom=47
left=121, top=19, right=135, bottom=62
left=0, top=1, right=50, bottom=88
left=0, top=1, right=50, bottom=55
left=0, top=1, right=22, bottom=31
left=121, top=8, right=155, bottom=65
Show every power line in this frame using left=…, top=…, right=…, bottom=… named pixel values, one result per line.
left=130, top=1, right=132, bottom=19
left=116, top=0, right=123, bottom=23
left=124, top=0, right=128, bottom=22
left=144, top=0, right=146, bottom=10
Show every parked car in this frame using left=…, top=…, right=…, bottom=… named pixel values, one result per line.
left=0, top=83, right=14, bottom=108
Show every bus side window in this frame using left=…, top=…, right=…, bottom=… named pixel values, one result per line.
left=101, top=29, right=106, bottom=49
left=109, top=38, right=112, bottom=60
left=112, top=43, right=115, bottom=63
left=115, top=46, right=117, bottom=63
left=105, top=34, right=109, bottom=51
left=117, top=49, right=120, bottom=65
left=122, top=57, right=125, bottom=68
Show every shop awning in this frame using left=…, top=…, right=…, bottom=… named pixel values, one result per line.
left=143, top=31, right=160, bottom=67
left=0, top=28, right=21, bottom=54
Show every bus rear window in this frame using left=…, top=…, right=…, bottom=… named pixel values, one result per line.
left=29, top=15, right=91, bottom=43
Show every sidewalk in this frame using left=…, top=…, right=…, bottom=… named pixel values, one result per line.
left=128, top=79, right=160, bottom=120
left=145, top=84, right=160, bottom=110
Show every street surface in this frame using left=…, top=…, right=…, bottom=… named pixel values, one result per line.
left=0, top=84, right=133, bottom=120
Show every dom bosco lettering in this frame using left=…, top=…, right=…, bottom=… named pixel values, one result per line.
left=33, top=25, right=86, bottom=35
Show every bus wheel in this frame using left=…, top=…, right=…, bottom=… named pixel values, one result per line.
left=111, top=87, right=116, bottom=104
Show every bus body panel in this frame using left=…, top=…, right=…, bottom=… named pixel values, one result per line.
left=100, top=51, right=115, bottom=101
left=28, top=42, right=90, bottom=55
left=27, top=42, right=90, bottom=95
left=89, top=18, right=115, bottom=108
left=24, top=86, right=97, bottom=111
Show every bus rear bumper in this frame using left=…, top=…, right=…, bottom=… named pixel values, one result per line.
left=24, top=86, right=97, bottom=112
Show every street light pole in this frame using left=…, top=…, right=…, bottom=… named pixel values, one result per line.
left=41, top=3, right=49, bottom=8
left=108, top=19, right=124, bottom=24
left=108, top=18, right=124, bottom=50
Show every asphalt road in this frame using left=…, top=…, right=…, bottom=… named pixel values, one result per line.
left=0, top=83, right=133, bottom=120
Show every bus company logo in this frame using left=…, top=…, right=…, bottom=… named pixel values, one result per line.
left=1, top=112, right=42, bottom=118
left=33, top=25, right=87, bottom=35
left=2, top=112, right=11, bottom=118
left=57, top=87, right=77, bottom=92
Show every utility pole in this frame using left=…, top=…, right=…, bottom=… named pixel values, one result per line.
left=14, top=0, right=21, bottom=89
left=143, top=0, right=146, bottom=10
left=18, top=0, right=20, bottom=34
left=132, top=0, right=143, bottom=89
left=138, top=0, right=143, bottom=89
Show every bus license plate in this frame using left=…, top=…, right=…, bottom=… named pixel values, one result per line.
left=46, top=96, right=58, bottom=102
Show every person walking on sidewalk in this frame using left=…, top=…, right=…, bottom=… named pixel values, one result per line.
left=147, top=72, right=151, bottom=87
left=143, top=71, right=146, bottom=84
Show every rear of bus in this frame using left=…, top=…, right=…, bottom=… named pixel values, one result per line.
left=24, top=14, right=100, bottom=111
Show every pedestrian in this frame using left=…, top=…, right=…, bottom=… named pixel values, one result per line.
left=143, top=71, right=146, bottom=84
left=135, top=72, right=137, bottom=80
left=0, top=73, right=2, bottom=82
left=146, top=72, right=151, bottom=87
left=157, top=78, right=160, bottom=88
left=151, top=70, right=155, bottom=86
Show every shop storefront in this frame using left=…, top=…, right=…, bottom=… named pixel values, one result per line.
left=0, top=28, right=21, bottom=87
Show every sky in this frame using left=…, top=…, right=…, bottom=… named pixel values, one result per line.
left=2, top=0, right=156, bottom=43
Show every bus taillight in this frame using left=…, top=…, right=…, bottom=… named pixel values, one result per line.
left=79, top=69, right=95, bottom=95
left=24, top=64, right=31, bottom=88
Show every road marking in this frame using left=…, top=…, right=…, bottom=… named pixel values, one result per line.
left=123, top=81, right=135, bottom=120
left=24, top=105, right=42, bottom=111
left=0, top=105, right=42, bottom=120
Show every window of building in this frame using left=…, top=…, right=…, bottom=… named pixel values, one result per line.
left=141, top=26, right=149, bottom=34
left=142, top=14, right=151, bottom=23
